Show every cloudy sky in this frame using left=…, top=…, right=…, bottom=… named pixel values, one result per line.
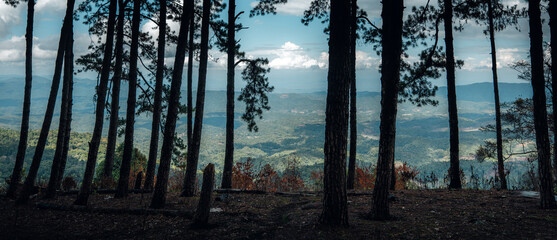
left=0, top=0, right=541, bottom=93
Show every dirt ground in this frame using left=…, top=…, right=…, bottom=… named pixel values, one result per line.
left=0, top=190, right=556, bottom=239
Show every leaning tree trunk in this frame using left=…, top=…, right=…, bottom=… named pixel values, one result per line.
left=221, top=0, right=236, bottom=189
left=7, top=0, right=34, bottom=199
left=319, top=0, right=350, bottom=227
left=144, top=0, right=167, bottom=191
left=550, top=0, right=557, bottom=180
left=149, top=0, right=194, bottom=209
left=103, top=0, right=126, bottom=187
left=444, top=0, right=462, bottom=190
left=370, top=0, right=403, bottom=221
left=181, top=0, right=211, bottom=197
left=191, top=164, right=215, bottom=228
left=186, top=7, right=194, bottom=158
left=487, top=0, right=507, bottom=190
left=74, top=0, right=118, bottom=206
left=57, top=41, right=74, bottom=190
left=529, top=0, right=556, bottom=209
left=45, top=20, right=74, bottom=199
left=16, top=0, right=75, bottom=205
left=347, top=0, right=357, bottom=191
left=115, top=0, right=141, bottom=198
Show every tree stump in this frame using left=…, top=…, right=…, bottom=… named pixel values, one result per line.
left=192, top=164, right=215, bottom=228
left=134, top=172, right=143, bottom=190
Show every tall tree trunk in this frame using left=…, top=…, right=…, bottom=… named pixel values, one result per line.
left=74, top=0, right=118, bottom=206
left=115, top=0, right=141, bottom=198
left=370, top=0, right=403, bottom=221
left=149, top=0, right=194, bottom=209
left=550, top=0, right=557, bottom=182
left=57, top=47, right=74, bottom=190
left=181, top=0, right=211, bottom=197
left=7, top=0, right=34, bottom=199
left=319, top=0, right=350, bottom=227
left=45, top=19, right=74, bottom=199
left=444, top=0, right=462, bottom=190
left=487, top=0, right=507, bottom=190
left=529, top=0, right=556, bottom=209
left=16, top=0, right=75, bottom=205
left=186, top=7, right=194, bottom=159
left=103, top=0, right=126, bottom=187
left=221, top=0, right=236, bottom=189
left=347, top=0, right=357, bottom=191
left=144, top=0, right=167, bottom=191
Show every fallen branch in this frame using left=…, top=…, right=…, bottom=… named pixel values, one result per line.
left=57, top=189, right=153, bottom=196
left=35, top=202, right=193, bottom=218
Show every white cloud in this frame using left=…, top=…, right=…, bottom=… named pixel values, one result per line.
left=250, top=0, right=311, bottom=16
left=460, top=48, right=522, bottom=71
left=0, top=3, right=23, bottom=38
left=36, top=0, right=68, bottom=16
left=254, top=42, right=326, bottom=70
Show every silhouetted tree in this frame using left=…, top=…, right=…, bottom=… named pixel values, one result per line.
left=6, top=0, right=34, bottom=199
left=347, top=0, right=357, bottom=190
left=550, top=0, right=557, bottom=179
left=150, top=0, right=194, bottom=208
left=528, top=0, right=556, bottom=209
left=16, top=0, right=75, bottom=205
left=74, top=0, right=118, bottom=206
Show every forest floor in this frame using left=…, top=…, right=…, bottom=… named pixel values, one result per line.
left=0, top=189, right=556, bottom=239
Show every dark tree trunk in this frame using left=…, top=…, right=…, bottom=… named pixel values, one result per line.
left=134, top=172, right=143, bottom=190
left=550, top=0, right=557, bottom=182
left=7, top=0, right=34, bottom=199
left=319, top=0, right=350, bottom=227
left=181, top=0, right=211, bottom=197
left=16, top=0, right=75, bottom=205
left=444, top=0, right=462, bottom=190
left=529, top=0, right=556, bottom=209
left=487, top=0, right=507, bottom=190
left=103, top=0, right=126, bottom=187
left=370, top=0, right=403, bottom=221
left=221, top=0, right=236, bottom=190
left=191, top=164, right=215, bottom=228
left=347, top=0, right=357, bottom=191
left=149, top=0, right=194, bottom=209
left=57, top=57, right=73, bottom=190
left=115, top=0, right=141, bottom=198
left=144, top=0, right=167, bottom=191
left=187, top=7, right=194, bottom=156
left=45, top=19, right=74, bottom=199
left=74, top=0, right=118, bottom=206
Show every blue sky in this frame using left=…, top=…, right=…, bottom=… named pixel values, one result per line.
left=0, top=0, right=542, bottom=93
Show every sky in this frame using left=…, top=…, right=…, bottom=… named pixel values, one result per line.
left=0, top=0, right=543, bottom=93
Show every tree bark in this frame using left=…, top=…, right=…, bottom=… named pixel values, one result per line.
left=444, top=0, right=462, bottom=190
left=187, top=6, right=194, bottom=158
left=7, top=0, right=34, bottom=199
left=550, top=0, right=557, bottom=183
left=319, top=0, right=350, bottom=227
left=74, top=0, right=118, bottom=206
left=221, top=0, right=236, bottom=189
left=115, top=0, right=141, bottom=198
left=370, top=0, right=403, bottom=221
left=487, top=0, right=507, bottom=190
left=192, top=164, right=215, bottom=228
left=45, top=18, right=74, bottom=199
left=347, top=0, right=357, bottom=191
left=528, top=0, right=556, bottom=209
left=144, top=0, right=167, bottom=191
left=16, top=0, right=75, bottom=205
left=149, top=0, right=194, bottom=209
left=181, top=0, right=211, bottom=197
left=103, top=0, right=126, bottom=187
left=57, top=64, right=73, bottom=190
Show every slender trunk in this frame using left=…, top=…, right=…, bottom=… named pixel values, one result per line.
left=45, top=20, right=74, bottom=199
left=7, top=0, right=34, bottom=199
left=57, top=54, right=73, bottom=190
left=191, top=164, right=215, bottom=228
left=319, top=0, right=350, bottom=227
left=144, top=0, right=167, bottom=190
left=347, top=0, right=357, bottom=191
left=370, top=0, right=403, bottom=221
left=181, top=0, right=211, bottom=197
left=149, top=0, right=194, bottom=208
left=16, top=0, right=74, bottom=205
left=550, top=0, right=557, bottom=182
left=115, top=0, right=141, bottom=198
left=487, top=0, right=507, bottom=190
left=221, top=0, right=236, bottom=189
left=529, top=0, right=556, bottom=209
left=444, top=0, right=462, bottom=189
left=187, top=8, right=194, bottom=157
left=103, top=0, right=126, bottom=187
left=74, top=0, right=118, bottom=206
